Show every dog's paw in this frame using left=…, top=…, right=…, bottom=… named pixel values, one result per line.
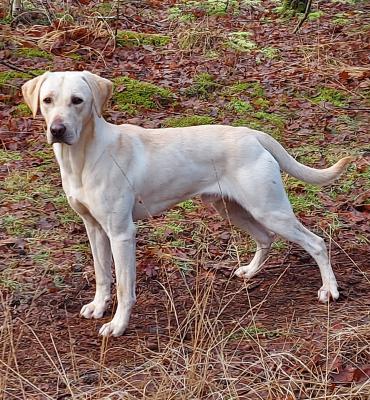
left=99, top=320, right=127, bottom=337
left=234, top=265, right=256, bottom=279
left=318, top=284, right=339, bottom=303
left=80, top=301, right=107, bottom=319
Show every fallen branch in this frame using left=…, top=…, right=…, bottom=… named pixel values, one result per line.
left=0, top=60, right=38, bottom=76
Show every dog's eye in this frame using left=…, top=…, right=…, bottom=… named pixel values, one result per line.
left=43, top=97, right=52, bottom=104
left=71, top=96, right=83, bottom=105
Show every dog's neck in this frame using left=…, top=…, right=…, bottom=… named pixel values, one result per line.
left=53, top=116, right=109, bottom=188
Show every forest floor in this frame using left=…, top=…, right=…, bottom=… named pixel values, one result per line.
left=0, top=0, right=369, bottom=399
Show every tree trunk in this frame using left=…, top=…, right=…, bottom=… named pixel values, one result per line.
left=283, top=0, right=309, bottom=13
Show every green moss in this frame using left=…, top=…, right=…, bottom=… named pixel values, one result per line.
left=232, top=118, right=266, bottom=132
left=260, top=46, right=280, bottom=60
left=232, top=110, right=285, bottom=140
left=0, top=149, right=22, bottom=163
left=0, top=14, right=12, bottom=25
left=172, top=0, right=239, bottom=18
left=30, top=69, right=47, bottom=76
left=312, top=87, right=347, bottom=107
left=168, top=6, right=194, bottom=21
left=15, top=47, right=52, bottom=60
left=1, top=168, right=61, bottom=206
left=291, top=145, right=322, bottom=165
left=225, top=82, right=249, bottom=95
left=163, top=115, right=215, bottom=128
left=308, top=10, right=324, bottom=21
left=94, top=1, right=115, bottom=15
left=227, top=98, right=253, bottom=114
left=285, top=178, right=322, bottom=214
left=254, top=111, right=285, bottom=129
left=227, top=32, right=257, bottom=52
left=200, top=0, right=239, bottom=15
left=112, top=76, right=174, bottom=114
left=66, top=53, right=83, bottom=60
left=0, top=276, right=21, bottom=291
left=0, top=70, right=46, bottom=89
left=12, top=103, right=32, bottom=117
left=0, top=71, right=29, bottom=87
left=333, top=13, right=350, bottom=26
left=249, top=82, right=265, bottom=97
left=1, top=214, right=36, bottom=237
left=178, top=199, right=198, bottom=212
left=185, top=73, right=219, bottom=98
left=116, top=30, right=170, bottom=47
left=253, top=97, right=270, bottom=109
left=224, top=81, right=265, bottom=98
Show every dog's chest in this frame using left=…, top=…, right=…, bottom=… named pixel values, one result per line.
left=62, top=180, right=91, bottom=217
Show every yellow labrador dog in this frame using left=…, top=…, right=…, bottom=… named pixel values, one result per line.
left=22, top=71, right=352, bottom=337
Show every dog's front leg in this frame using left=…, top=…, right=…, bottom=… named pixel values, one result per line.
left=80, top=215, right=112, bottom=319
left=99, top=222, right=136, bottom=337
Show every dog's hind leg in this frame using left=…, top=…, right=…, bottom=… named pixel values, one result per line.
left=233, top=158, right=339, bottom=302
left=211, top=198, right=275, bottom=279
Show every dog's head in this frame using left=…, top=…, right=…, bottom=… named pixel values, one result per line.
left=22, top=71, right=113, bottom=145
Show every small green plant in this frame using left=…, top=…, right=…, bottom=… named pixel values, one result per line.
left=0, top=69, right=46, bottom=90
left=168, top=6, right=194, bottom=21
left=66, top=53, right=83, bottom=60
left=272, top=239, right=287, bottom=250
left=191, top=0, right=239, bottom=16
left=260, top=46, right=280, bottom=60
left=185, top=73, right=219, bottom=98
left=163, top=115, right=215, bottom=128
left=12, top=103, right=32, bottom=117
left=113, top=76, right=174, bottom=114
left=0, top=149, right=22, bottom=163
left=230, top=326, right=281, bottom=340
left=0, top=71, right=29, bottom=87
left=93, top=1, right=115, bottom=15
left=284, top=177, right=322, bottom=214
left=0, top=277, right=20, bottom=291
left=312, top=87, right=347, bottom=107
left=223, top=81, right=265, bottom=98
left=225, top=82, right=249, bottom=95
left=32, top=251, right=51, bottom=263
left=254, top=111, right=285, bottom=129
left=227, top=32, right=257, bottom=52
left=253, top=97, right=270, bottom=109
left=308, top=10, right=324, bottom=21
left=178, top=200, right=198, bottom=212
left=1, top=215, right=33, bottom=236
left=116, top=30, right=170, bottom=47
left=232, top=110, right=285, bottom=140
left=333, top=13, right=350, bottom=25
left=15, top=47, right=52, bottom=60
left=227, top=98, right=253, bottom=114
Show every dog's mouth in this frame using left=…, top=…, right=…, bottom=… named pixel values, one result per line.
left=48, top=129, right=75, bottom=145
left=50, top=137, right=74, bottom=145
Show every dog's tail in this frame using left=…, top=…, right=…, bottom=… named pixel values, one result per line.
left=256, top=132, right=353, bottom=186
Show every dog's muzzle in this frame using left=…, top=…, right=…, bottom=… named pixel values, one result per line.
left=50, top=122, right=73, bottom=144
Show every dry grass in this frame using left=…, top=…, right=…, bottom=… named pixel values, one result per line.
left=1, top=241, right=369, bottom=399
left=174, top=18, right=225, bottom=54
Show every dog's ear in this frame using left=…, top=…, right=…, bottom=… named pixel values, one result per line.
left=82, top=71, right=113, bottom=118
left=21, top=72, right=50, bottom=118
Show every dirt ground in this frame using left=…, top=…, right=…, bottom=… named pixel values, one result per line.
left=0, top=1, right=369, bottom=399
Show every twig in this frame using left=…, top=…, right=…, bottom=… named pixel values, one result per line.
left=293, top=0, right=312, bottom=34
left=115, top=0, right=120, bottom=37
left=0, top=60, right=38, bottom=76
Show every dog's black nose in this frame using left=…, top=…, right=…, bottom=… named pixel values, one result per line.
left=50, top=123, right=66, bottom=139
